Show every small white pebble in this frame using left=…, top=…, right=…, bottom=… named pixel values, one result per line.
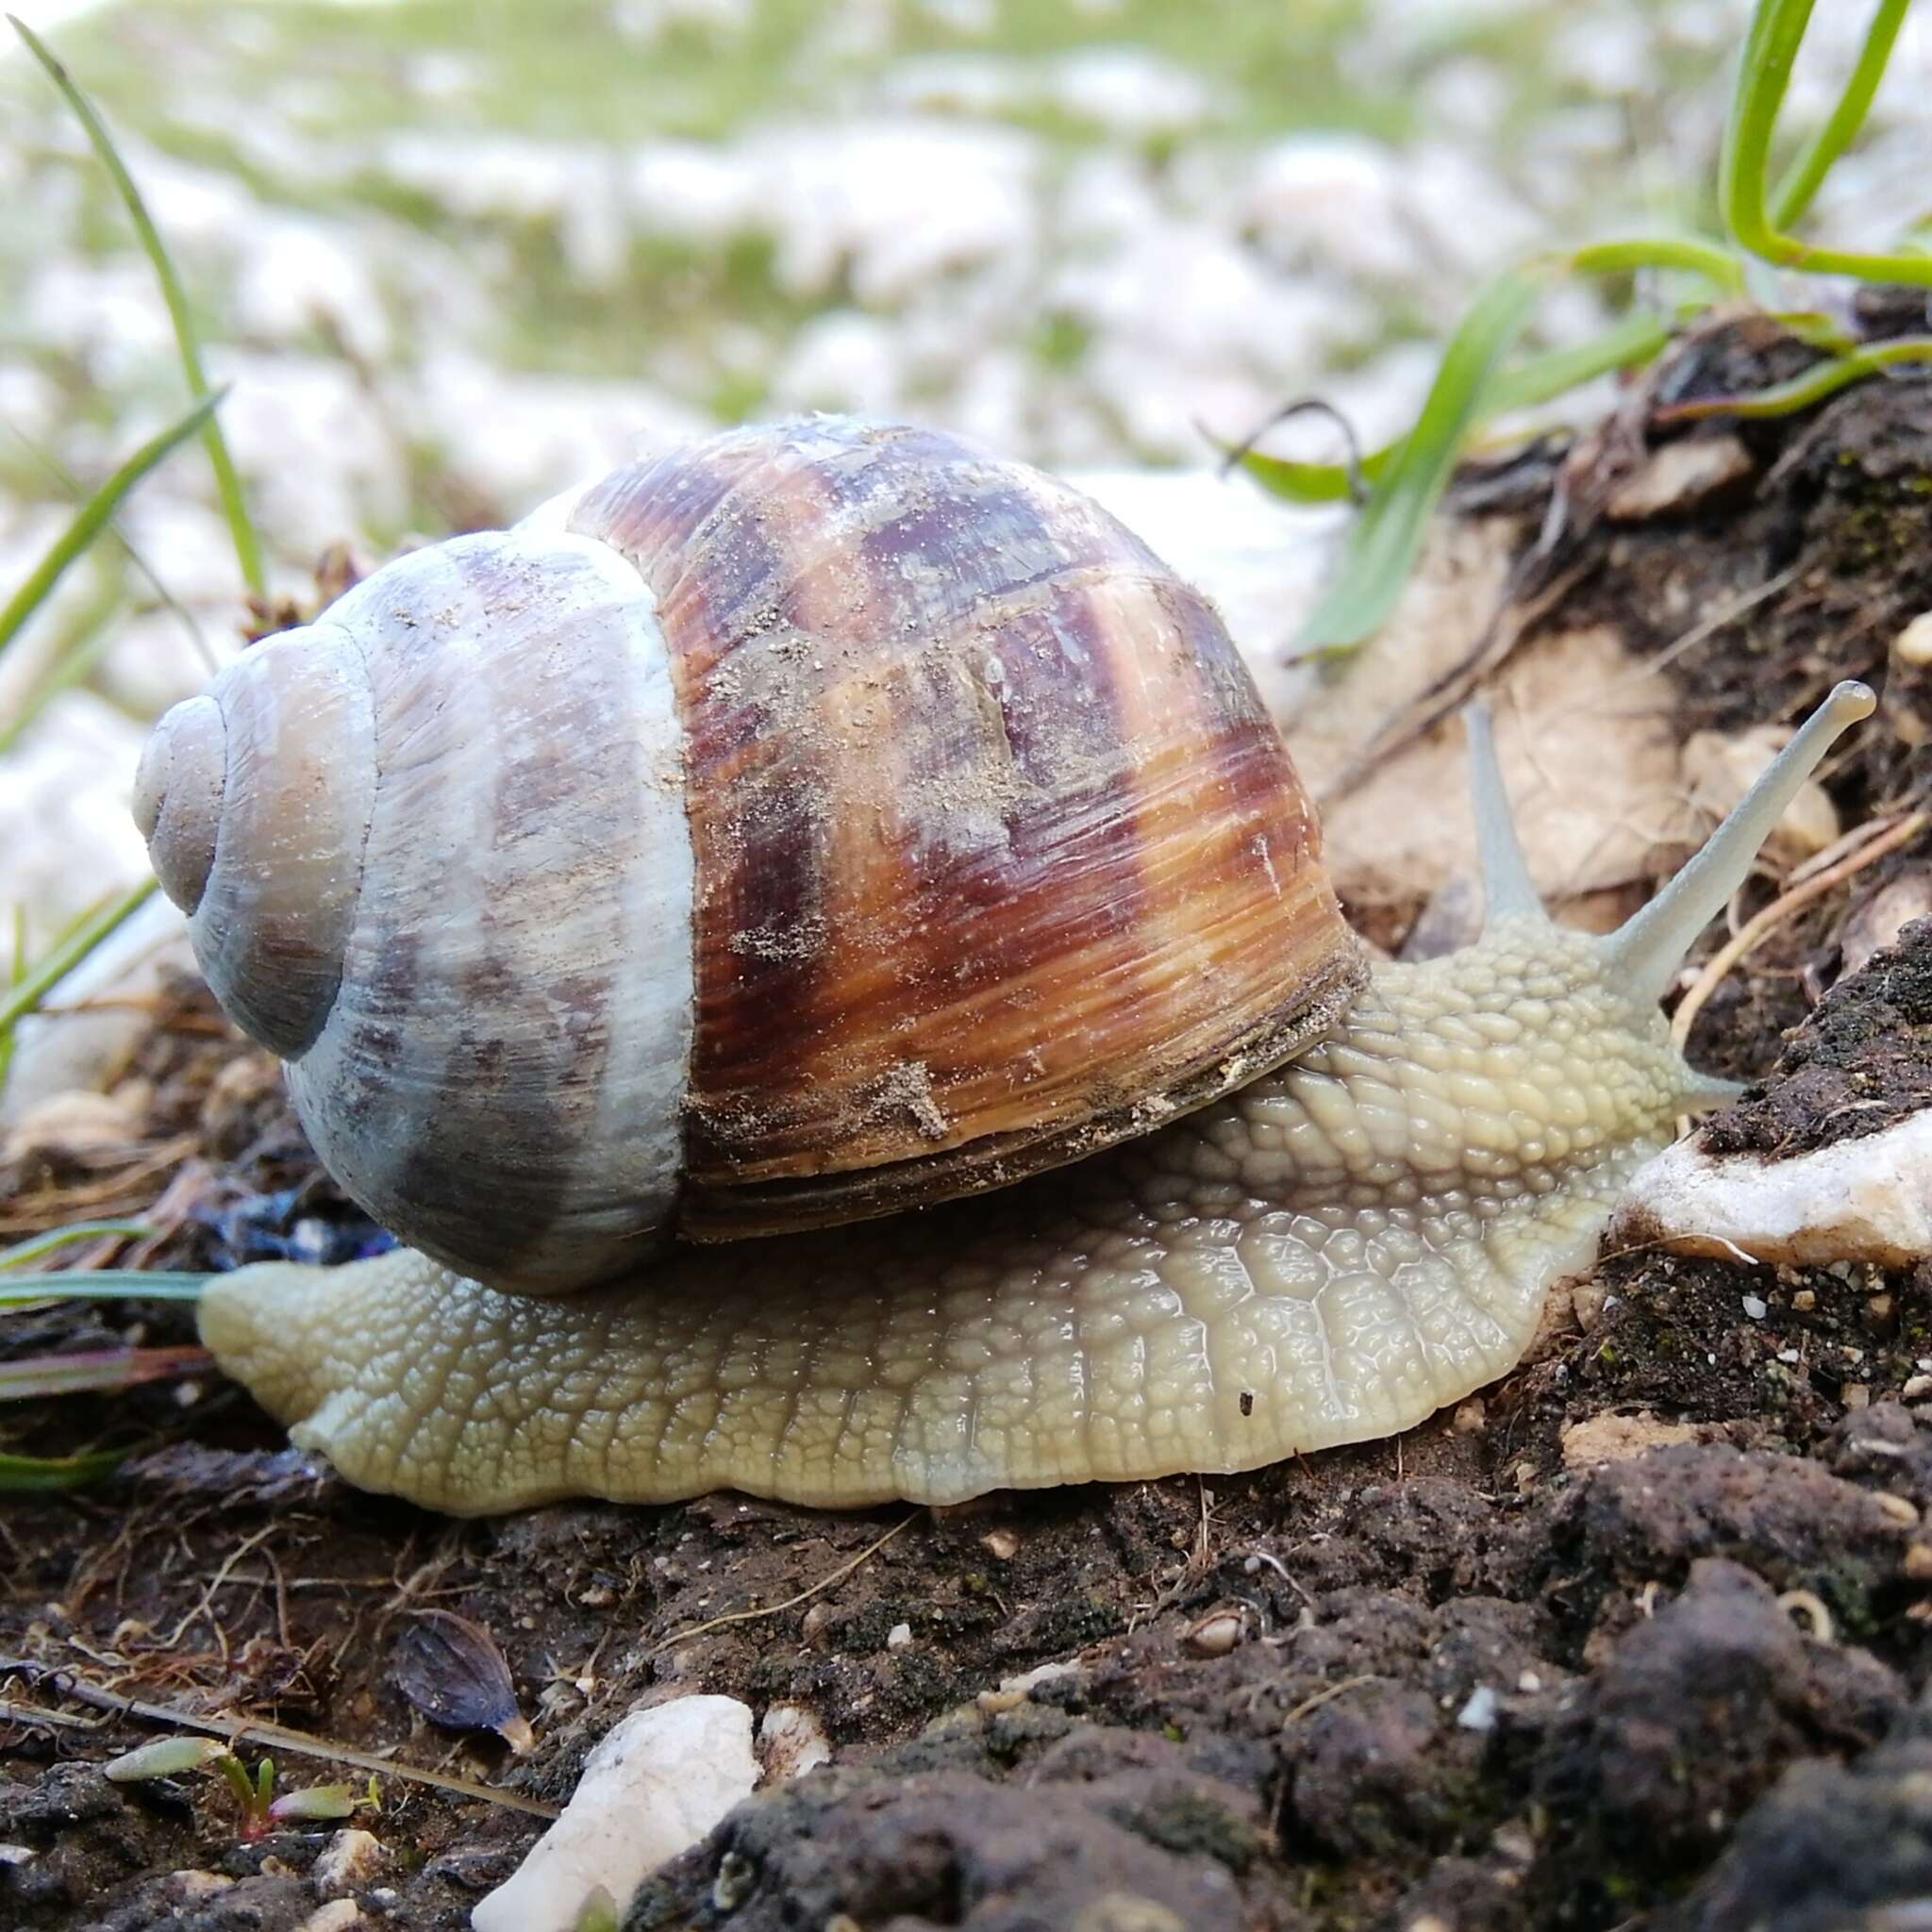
left=312, top=1829, right=385, bottom=1898
left=1456, top=1685, right=1500, bottom=1732
left=294, top=1903, right=365, bottom=1932
left=1903, top=1375, right=1932, bottom=1400
left=1516, top=1671, right=1541, bottom=1693
left=885, top=1623, right=913, bottom=1651
left=1777, top=1349, right=1801, bottom=1364
left=1896, top=611, right=1932, bottom=665
left=757, top=1704, right=831, bottom=1782
left=1741, top=1295, right=1769, bottom=1321
left=1185, top=1609, right=1244, bottom=1657
left=475, top=1697, right=757, bottom=1932
left=1844, top=1384, right=1872, bottom=1410
left=979, top=1529, right=1020, bottom=1561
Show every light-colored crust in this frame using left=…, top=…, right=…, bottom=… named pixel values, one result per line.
left=200, top=920, right=1696, bottom=1513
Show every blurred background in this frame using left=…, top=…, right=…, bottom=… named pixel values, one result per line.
left=1, top=0, right=1926, bottom=941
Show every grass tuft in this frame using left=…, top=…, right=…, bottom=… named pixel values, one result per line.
left=1248, top=0, right=1925, bottom=655
left=0, top=392, right=225, bottom=666
left=8, top=13, right=266, bottom=595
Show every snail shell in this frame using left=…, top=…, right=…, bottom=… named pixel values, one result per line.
left=137, top=418, right=1363, bottom=1295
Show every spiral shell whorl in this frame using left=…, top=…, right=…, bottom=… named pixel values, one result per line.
left=276, top=527, right=696, bottom=1297
left=134, top=693, right=225, bottom=917
left=140, top=631, right=378, bottom=1059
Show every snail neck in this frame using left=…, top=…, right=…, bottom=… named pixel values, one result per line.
left=1208, top=914, right=1710, bottom=1249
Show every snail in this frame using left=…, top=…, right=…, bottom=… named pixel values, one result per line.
left=135, top=414, right=1874, bottom=1514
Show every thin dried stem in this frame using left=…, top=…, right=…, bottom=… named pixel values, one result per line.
left=1671, top=808, right=1929, bottom=1050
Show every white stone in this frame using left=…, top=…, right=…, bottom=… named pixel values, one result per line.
left=312, top=1828, right=386, bottom=1899
left=294, top=1903, right=365, bottom=1932
left=1456, top=1686, right=1500, bottom=1732
left=473, top=1695, right=758, bottom=1932
left=757, top=1703, right=832, bottom=1782
left=1614, top=1113, right=1932, bottom=1270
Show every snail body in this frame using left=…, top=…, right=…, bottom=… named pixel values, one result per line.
left=140, top=416, right=1874, bottom=1513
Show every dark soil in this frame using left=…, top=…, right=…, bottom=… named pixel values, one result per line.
left=8, top=322, right=1932, bottom=1932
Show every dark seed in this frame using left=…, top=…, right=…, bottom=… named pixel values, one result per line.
left=390, top=1611, right=534, bottom=1753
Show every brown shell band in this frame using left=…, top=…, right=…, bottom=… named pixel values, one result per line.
left=571, top=415, right=1364, bottom=1232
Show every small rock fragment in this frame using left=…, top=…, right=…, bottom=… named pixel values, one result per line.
left=757, top=1704, right=831, bottom=1783
left=1841, top=871, right=1932, bottom=977
left=1605, top=434, right=1754, bottom=522
left=313, top=1828, right=386, bottom=1897
left=1570, top=1281, right=1609, bottom=1331
left=1456, top=1686, right=1500, bottom=1733
left=296, top=1903, right=366, bottom=1932
left=975, top=1659, right=1085, bottom=1714
left=1184, top=1609, right=1244, bottom=1657
left=980, top=1528, right=1021, bottom=1560
left=169, top=1873, right=231, bottom=1902
left=473, top=1695, right=758, bottom=1932
left=1895, top=610, right=1932, bottom=666
left=1613, top=1112, right=1932, bottom=1268
left=1560, top=1412, right=1702, bottom=1470
left=885, top=1622, right=913, bottom=1651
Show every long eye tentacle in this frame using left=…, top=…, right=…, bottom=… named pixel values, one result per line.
left=1599, top=679, right=1875, bottom=1008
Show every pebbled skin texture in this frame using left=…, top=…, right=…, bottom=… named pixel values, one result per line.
left=199, top=919, right=1702, bottom=1513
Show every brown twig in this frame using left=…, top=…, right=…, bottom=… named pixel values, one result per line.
left=1671, top=808, right=1930, bottom=1050
left=663, top=1511, right=921, bottom=1647
left=0, top=1660, right=558, bottom=1819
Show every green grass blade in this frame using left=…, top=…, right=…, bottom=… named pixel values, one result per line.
left=8, top=429, right=218, bottom=677
left=1, top=1273, right=209, bottom=1307
left=0, top=1447, right=127, bottom=1492
left=8, top=13, right=265, bottom=597
left=1, top=1224, right=158, bottom=1270
left=1656, top=335, right=1932, bottom=423
left=1235, top=311, right=1668, bottom=508
left=0, top=909, right=24, bottom=1097
left=1296, top=267, right=1544, bottom=655
left=1569, top=237, right=1747, bottom=295
left=0, top=392, right=223, bottom=663
left=1236, top=441, right=1397, bottom=506
left=1771, top=0, right=1910, bottom=230
left=1720, top=0, right=1932, bottom=286
left=1483, top=310, right=1674, bottom=415
left=0, top=876, right=159, bottom=1043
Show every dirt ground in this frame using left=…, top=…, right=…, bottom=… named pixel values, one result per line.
left=7, top=323, right=1932, bottom=1932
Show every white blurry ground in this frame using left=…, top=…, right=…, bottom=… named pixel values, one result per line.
left=1, top=0, right=1927, bottom=942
